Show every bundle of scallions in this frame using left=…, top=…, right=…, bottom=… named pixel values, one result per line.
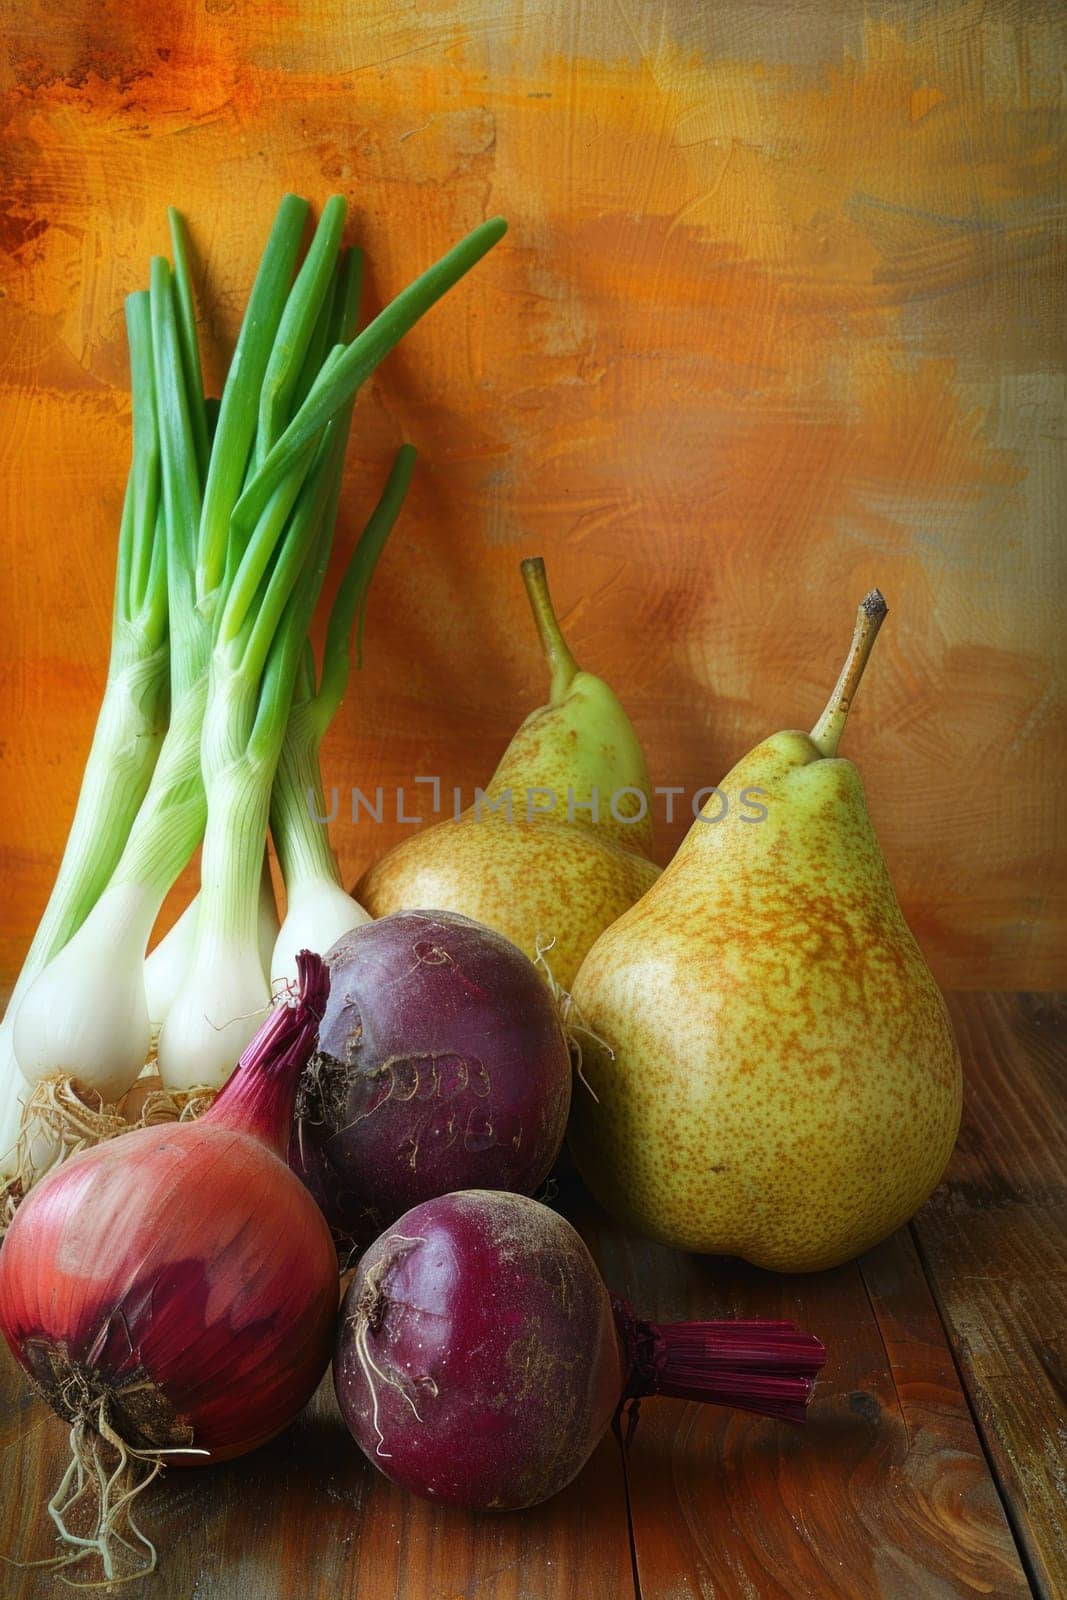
left=0, top=194, right=505, bottom=1195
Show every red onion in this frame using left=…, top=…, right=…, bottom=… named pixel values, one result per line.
left=0, top=952, right=337, bottom=1583
left=291, top=912, right=572, bottom=1251
left=334, top=1190, right=826, bottom=1509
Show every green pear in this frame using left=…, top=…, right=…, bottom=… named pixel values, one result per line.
left=568, top=592, right=961, bottom=1272
left=357, top=559, right=659, bottom=988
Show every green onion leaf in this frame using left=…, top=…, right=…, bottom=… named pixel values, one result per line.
left=167, top=207, right=210, bottom=484
left=197, top=194, right=310, bottom=608
left=256, top=194, right=347, bottom=464
left=231, top=215, right=506, bottom=533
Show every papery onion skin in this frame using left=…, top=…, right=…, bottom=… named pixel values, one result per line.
left=291, top=911, right=573, bottom=1249
left=0, top=1128, right=337, bottom=1460
left=333, top=1189, right=624, bottom=1508
left=0, top=952, right=337, bottom=1465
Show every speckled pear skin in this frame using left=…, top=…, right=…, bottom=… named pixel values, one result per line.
left=484, top=670, right=655, bottom=857
left=568, top=730, right=962, bottom=1273
left=357, top=567, right=658, bottom=990
left=358, top=814, right=658, bottom=990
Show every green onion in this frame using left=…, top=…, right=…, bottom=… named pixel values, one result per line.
left=270, top=443, right=416, bottom=985
left=0, top=293, right=170, bottom=1173
left=256, top=194, right=348, bottom=466
left=12, top=255, right=216, bottom=1105
left=143, top=854, right=280, bottom=1033
left=156, top=246, right=364, bottom=1090
left=231, top=216, right=507, bottom=533
left=159, top=424, right=355, bottom=1088
left=8, top=194, right=506, bottom=1133
left=198, top=194, right=311, bottom=610
left=167, top=207, right=210, bottom=482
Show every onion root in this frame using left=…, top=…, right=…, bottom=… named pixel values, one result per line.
left=5, top=1378, right=206, bottom=1586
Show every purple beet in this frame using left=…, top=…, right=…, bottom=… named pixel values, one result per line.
left=334, top=1190, right=827, bottom=1510
left=290, top=911, right=572, bottom=1249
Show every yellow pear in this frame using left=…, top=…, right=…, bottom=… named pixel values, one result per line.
left=357, top=559, right=659, bottom=989
left=568, top=592, right=961, bottom=1272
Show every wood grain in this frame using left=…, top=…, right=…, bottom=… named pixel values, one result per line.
left=589, top=1217, right=1029, bottom=1599
left=0, top=1343, right=634, bottom=1600
left=913, top=994, right=1067, bottom=1600
left=0, top=0, right=1064, bottom=992
left=1, top=992, right=1057, bottom=1599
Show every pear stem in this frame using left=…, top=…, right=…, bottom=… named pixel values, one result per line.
left=809, top=589, right=888, bottom=758
left=521, top=556, right=580, bottom=704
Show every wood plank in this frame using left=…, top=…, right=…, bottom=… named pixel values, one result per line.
left=2, top=992, right=1055, bottom=1597
left=572, top=984, right=1063, bottom=1600
left=584, top=1213, right=1030, bottom=1600
left=0, top=1354, right=634, bottom=1600
left=0, top=1243, right=634, bottom=1599
left=912, top=994, right=1066, bottom=1600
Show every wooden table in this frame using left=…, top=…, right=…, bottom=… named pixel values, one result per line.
left=2, top=993, right=1063, bottom=1598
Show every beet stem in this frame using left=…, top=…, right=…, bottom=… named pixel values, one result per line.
left=612, top=1298, right=827, bottom=1426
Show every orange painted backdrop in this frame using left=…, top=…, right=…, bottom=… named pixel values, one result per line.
left=1, top=0, right=1063, bottom=989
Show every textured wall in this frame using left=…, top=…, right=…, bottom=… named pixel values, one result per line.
left=0, top=0, right=1063, bottom=988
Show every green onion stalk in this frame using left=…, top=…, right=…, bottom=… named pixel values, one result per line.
left=143, top=857, right=279, bottom=1035
left=156, top=246, right=365, bottom=1090
left=0, top=294, right=170, bottom=1182
left=269, top=442, right=416, bottom=987
left=139, top=195, right=352, bottom=1033
left=157, top=212, right=504, bottom=1092
left=12, top=196, right=314, bottom=1109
